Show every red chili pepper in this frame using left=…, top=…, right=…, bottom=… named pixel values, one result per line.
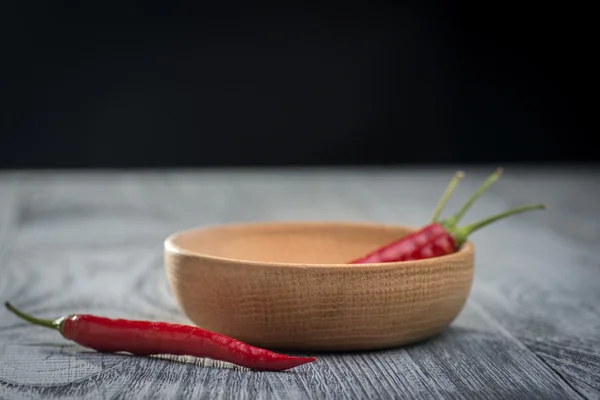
left=350, top=168, right=546, bottom=264
left=4, top=302, right=316, bottom=372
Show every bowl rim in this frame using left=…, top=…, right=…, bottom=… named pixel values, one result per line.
left=164, top=220, right=474, bottom=270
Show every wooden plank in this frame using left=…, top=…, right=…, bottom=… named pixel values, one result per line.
left=0, top=168, right=598, bottom=399
left=468, top=222, right=600, bottom=399
left=471, top=168, right=600, bottom=399
left=12, top=171, right=196, bottom=248
left=0, top=172, right=19, bottom=287
left=0, top=172, right=18, bottom=242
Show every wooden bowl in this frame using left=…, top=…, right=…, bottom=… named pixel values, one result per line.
left=164, top=221, right=474, bottom=352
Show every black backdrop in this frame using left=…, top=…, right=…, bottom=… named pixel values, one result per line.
left=0, top=4, right=593, bottom=168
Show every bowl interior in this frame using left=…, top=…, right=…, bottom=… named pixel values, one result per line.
left=168, top=221, right=420, bottom=265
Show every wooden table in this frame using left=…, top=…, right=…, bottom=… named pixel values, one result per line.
left=1, top=167, right=598, bottom=399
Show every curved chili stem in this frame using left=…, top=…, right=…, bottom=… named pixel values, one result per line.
left=5, top=302, right=64, bottom=333
left=444, top=167, right=503, bottom=227
left=452, top=203, right=546, bottom=246
left=430, top=171, right=464, bottom=223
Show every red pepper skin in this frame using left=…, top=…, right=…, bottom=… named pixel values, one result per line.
left=60, top=315, right=315, bottom=371
left=349, top=223, right=457, bottom=264
left=4, top=302, right=316, bottom=372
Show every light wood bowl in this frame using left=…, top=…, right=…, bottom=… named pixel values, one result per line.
left=164, top=221, right=474, bottom=352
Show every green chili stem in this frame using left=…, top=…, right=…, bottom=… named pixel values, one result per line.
left=444, top=167, right=503, bottom=227
left=5, top=302, right=62, bottom=331
left=452, top=203, right=546, bottom=246
left=430, top=171, right=464, bottom=223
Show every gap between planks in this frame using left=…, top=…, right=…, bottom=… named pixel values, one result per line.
left=468, top=300, right=586, bottom=399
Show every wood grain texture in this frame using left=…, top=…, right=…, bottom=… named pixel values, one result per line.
left=0, top=166, right=598, bottom=399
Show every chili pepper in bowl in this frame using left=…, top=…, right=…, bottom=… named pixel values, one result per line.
left=4, top=302, right=316, bottom=372
left=350, top=168, right=546, bottom=264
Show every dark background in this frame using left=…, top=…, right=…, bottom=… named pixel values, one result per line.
left=0, top=3, right=593, bottom=168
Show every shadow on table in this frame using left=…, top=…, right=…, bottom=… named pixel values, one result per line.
left=297, top=325, right=473, bottom=357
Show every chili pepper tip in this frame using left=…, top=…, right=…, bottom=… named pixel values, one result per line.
left=496, top=167, right=504, bottom=175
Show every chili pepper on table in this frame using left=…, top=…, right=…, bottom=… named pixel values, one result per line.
left=4, top=302, right=316, bottom=372
left=349, top=168, right=546, bottom=264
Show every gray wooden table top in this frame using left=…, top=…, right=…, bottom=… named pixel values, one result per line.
left=0, top=166, right=598, bottom=400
